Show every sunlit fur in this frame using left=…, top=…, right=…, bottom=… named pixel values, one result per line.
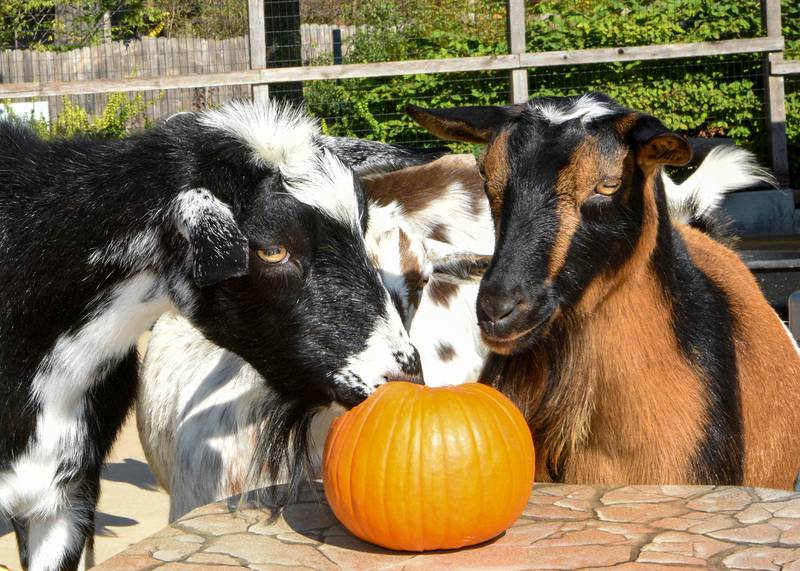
left=411, top=92, right=800, bottom=490
left=0, top=101, right=426, bottom=570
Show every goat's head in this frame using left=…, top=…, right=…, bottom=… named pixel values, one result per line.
left=163, top=102, right=446, bottom=409
left=409, top=93, right=691, bottom=354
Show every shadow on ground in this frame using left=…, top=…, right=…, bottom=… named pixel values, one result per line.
left=96, top=512, right=139, bottom=537
left=102, top=458, right=160, bottom=491
left=226, top=481, right=501, bottom=555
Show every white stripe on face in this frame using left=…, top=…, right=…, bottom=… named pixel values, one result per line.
left=333, top=290, right=420, bottom=398
left=536, top=94, right=615, bottom=126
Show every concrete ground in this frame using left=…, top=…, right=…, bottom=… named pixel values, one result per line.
left=0, top=413, right=171, bottom=570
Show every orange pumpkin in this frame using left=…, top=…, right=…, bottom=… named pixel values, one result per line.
left=322, top=382, right=535, bottom=551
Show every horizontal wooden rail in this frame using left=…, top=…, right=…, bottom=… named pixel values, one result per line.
left=0, top=36, right=784, bottom=99
left=520, top=36, right=783, bottom=67
left=771, top=59, right=800, bottom=75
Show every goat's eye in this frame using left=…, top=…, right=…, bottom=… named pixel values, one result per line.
left=256, top=246, right=289, bottom=264
left=417, top=276, right=430, bottom=290
left=595, top=178, right=622, bottom=196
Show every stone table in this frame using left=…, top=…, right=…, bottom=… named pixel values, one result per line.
left=95, top=483, right=800, bottom=570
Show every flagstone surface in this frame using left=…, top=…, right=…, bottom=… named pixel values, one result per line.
left=95, top=483, right=800, bottom=570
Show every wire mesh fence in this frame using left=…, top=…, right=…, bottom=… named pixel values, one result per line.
left=0, top=0, right=796, bottom=186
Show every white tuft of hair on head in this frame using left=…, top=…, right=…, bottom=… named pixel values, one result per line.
left=536, top=94, right=616, bottom=126
left=199, top=99, right=319, bottom=176
left=200, top=100, right=360, bottom=229
left=280, top=149, right=361, bottom=230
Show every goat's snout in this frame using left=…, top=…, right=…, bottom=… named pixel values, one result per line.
left=477, top=287, right=529, bottom=336
left=387, top=346, right=424, bottom=385
left=479, top=293, right=522, bottom=326
left=477, top=283, right=554, bottom=353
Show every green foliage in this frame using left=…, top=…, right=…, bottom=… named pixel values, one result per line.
left=2, top=92, right=155, bottom=139
left=305, top=0, right=799, bottom=184
left=0, top=0, right=245, bottom=50
left=304, top=0, right=507, bottom=150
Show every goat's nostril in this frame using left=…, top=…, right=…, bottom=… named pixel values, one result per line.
left=480, top=295, right=519, bottom=324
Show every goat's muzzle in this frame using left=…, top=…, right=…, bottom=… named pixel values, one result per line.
left=387, top=346, right=425, bottom=385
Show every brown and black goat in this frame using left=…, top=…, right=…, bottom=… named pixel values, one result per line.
left=409, top=93, right=800, bottom=489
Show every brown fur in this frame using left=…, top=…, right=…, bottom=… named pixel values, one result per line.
left=435, top=342, right=457, bottom=362
left=680, top=225, right=800, bottom=489
left=427, top=280, right=459, bottom=307
left=481, top=130, right=511, bottom=225
left=399, top=229, right=424, bottom=294
left=363, top=154, right=482, bottom=216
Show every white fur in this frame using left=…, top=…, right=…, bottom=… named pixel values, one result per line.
left=87, top=229, right=161, bottom=269
left=0, top=273, right=171, bottom=522
left=199, top=100, right=359, bottom=228
left=27, top=509, right=78, bottom=571
left=366, top=210, right=434, bottom=330
left=174, top=188, right=237, bottom=242
left=281, top=149, right=360, bottom=229
left=334, top=289, right=417, bottom=393
left=140, top=313, right=324, bottom=520
left=199, top=100, right=318, bottom=174
left=664, top=146, right=776, bottom=225
left=536, top=94, right=616, bottom=126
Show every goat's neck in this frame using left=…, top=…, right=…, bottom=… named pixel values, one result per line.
left=485, top=175, right=694, bottom=481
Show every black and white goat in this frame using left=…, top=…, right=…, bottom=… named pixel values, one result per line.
left=137, top=147, right=756, bottom=521
left=0, top=101, right=438, bottom=571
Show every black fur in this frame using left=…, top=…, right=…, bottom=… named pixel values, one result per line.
left=651, top=193, right=743, bottom=484
left=0, top=106, right=430, bottom=570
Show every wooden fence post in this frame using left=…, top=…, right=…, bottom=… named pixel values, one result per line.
left=506, top=0, right=528, bottom=104
left=761, top=0, right=789, bottom=186
left=248, top=0, right=269, bottom=104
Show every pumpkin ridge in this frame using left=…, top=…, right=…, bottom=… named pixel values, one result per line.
left=343, top=385, right=393, bottom=540
left=454, top=393, right=484, bottom=542
left=478, top=392, right=517, bottom=539
left=377, top=385, right=415, bottom=547
left=406, top=384, right=424, bottom=549
left=413, top=384, right=425, bottom=549
left=478, top=383, right=536, bottom=484
left=438, top=389, right=456, bottom=549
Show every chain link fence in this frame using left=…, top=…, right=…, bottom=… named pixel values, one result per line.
left=0, top=0, right=797, bottom=186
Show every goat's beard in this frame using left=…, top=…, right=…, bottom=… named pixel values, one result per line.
left=240, top=392, right=323, bottom=519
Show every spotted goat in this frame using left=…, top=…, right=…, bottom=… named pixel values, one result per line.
left=409, top=92, right=800, bottom=489
left=0, top=101, right=436, bottom=571
left=137, top=143, right=757, bottom=521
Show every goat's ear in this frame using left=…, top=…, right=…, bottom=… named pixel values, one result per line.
left=175, top=188, right=249, bottom=287
left=425, top=238, right=492, bottom=285
left=630, top=115, right=692, bottom=172
left=319, top=136, right=448, bottom=176
left=406, top=104, right=521, bottom=144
